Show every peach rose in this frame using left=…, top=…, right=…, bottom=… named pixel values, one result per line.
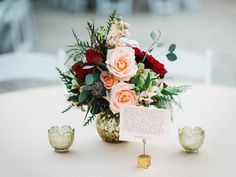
left=106, top=47, right=137, bottom=81
left=109, top=82, right=138, bottom=113
left=100, top=71, right=118, bottom=89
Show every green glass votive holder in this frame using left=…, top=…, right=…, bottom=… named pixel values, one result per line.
left=178, top=126, right=205, bottom=153
left=48, top=125, right=74, bottom=153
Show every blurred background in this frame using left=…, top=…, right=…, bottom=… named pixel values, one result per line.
left=0, top=0, right=235, bottom=93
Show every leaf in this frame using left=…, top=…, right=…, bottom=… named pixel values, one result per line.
left=79, top=90, right=90, bottom=103
left=56, top=67, right=73, bottom=90
left=83, top=65, right=94, bottom=69
left=134, top=74, right=141, bottom=86
left=143, top=73, right=151, bottom=90
left=62, top=105, right=72, bottom=113
left=168, top=44, right=176, bottom=53
left=166, top=53, right=177, bottom=61
left=83, top=114, right=96, bottom=126
left=157, top=42, right=164, bottom=48
left=93, top=73, right=100, bottom=82
left=83, top=85, right=92, bottom=90
left=85, top=74, right=94, bottom=85
left=67, top=95, right=79, bottom=102
left=106, top=10, right=118, bottom=35
left=68, top=88, right=79, bottom=94
left=150, top=31, right=156, bottom=41
left=161, top=88, right=178, bottom=96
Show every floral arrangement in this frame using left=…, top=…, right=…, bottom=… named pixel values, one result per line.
left=57, top=10, right=187, bottom=126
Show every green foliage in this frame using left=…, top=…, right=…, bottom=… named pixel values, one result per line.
left=83, top=114, right=96, bottom=126
left=62, top=105, right=73, bottom=113
left=166, top=53, right=177, bottom=61
left=157, top=42, right=164, bottom=48
left=150, top=31, right=156, bottom=41
left=168, top=44, right=176, bottom=53
left=65, top=29, right=93, bottom=64
left=56, top=67, right=73, bottom=89
left=143, top=73, right=151, bottom=90
left=162, top=85, right=190, bottom=96
left=83, top=98, right=109, bottom=126
left=87, top=20, right=96, bottom=47
left=133, top=74, right=141, bottom=87
left=152, top=95, right=172, bottom=109
left=106, top=9, right=118, bottom=35
left=83, top=85, right=92, bottom=90
left=79, top=89, right=91, bottom=103
left=151, top=85, right=190, bottom=109
left=67, top=95, right=79, bottom=102
left=166, top=43, right=177, bottom=61
left=85, top=74, right=94, bottom=85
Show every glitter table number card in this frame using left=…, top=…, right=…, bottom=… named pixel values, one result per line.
left=120, top=105, right=172, bottom=146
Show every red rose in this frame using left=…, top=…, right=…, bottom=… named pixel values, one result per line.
left=133, top=47, right=167, bottom=78
left=86, top=49, right=103, bottom=64
left=72, top=62, right=95, bottom=79
left=145, top=54, right=167, bottom=78
left=134, top=47, right=145, bottom=60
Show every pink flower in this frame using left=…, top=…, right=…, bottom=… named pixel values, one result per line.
left=106, top=47, right=137, bottom=82
left=100, top=71, right=118, bottom=89
left=109, top=82, right=138, bottom=113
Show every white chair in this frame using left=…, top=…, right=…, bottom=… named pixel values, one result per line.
left=96, top=0, right=133, bottom=15
left=0, top=52, right=61, bottom=82
left=152, top=48, right=213, bottom=84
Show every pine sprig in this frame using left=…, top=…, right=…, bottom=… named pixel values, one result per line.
left=87, top=21, right=96, bottom=47
left=62, top=105, right=73, bottom=113
left=56, top=67, right=73, bottom=89
left=83, top=114, right=96, bottom=126
left=106, top=9, right=118, bottom=35
left=72, top=28, right=92, bottom=50
left=66, top=29, right=93, bottom=64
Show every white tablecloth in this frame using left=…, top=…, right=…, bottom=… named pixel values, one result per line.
left=0, top=84, right=236, bottom=177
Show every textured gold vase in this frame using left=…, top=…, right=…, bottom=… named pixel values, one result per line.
left=96, top=112, right=122, bottom=143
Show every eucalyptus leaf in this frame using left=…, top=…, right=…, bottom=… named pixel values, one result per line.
left=166, top=53, right=177, bottom=61
left=157, top=42, right=164, bottom=48
left=93, top=73, right=100, bottom=82
left=85, top=74, right=94, bottom=85
left=83, top=85, right=92, bottom=90
left=168, top=44, right=176, bottom=53
left=79, top=90, right=90, bottom=103
left=150, top=31, right=156, bottom=41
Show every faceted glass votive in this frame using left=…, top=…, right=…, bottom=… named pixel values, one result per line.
left=137, top=154, right=151, bottom=169
left=178, top=126, right=205, bottom=153
left=48, top=125, right=74, bottom=152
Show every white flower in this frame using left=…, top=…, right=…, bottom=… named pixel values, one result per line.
left=117, top=38, right=140, bottom=48
left=139, top=91, right=156, bottom=104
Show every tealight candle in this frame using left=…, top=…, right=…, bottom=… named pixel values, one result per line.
left=178, top=126, right=205, bottom=153
left=48, top=125, right=74, bottom=152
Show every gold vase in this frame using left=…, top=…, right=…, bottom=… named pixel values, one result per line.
left=96, top=112, right=122, bottom=143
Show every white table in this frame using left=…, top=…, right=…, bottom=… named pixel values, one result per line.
left=0, top=84, right=236, bottom=177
